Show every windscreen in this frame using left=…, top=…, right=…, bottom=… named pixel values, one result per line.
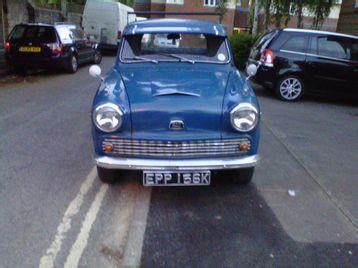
left=120, top=33, right=229, bottom=64
left=8, top=25, right=57, bottom=43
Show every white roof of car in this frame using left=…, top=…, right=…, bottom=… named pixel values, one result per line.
left=283, top=28, right=357, bottom=39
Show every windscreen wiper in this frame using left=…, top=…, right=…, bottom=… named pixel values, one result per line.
left=124, top=56, right=158, bottom=64
left=158, top=53, right=195, bottom=64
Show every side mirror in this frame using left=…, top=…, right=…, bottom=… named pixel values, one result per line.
left=245, top=64, right=257, bottom=80
left=89, top=65, right=102, bottom=80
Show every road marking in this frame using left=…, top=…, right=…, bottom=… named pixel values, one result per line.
left=64, top=183, right=109, bottom=268
left=39, top=167, right=97, bottom=268
left=121, top=186, right=152, bottom=267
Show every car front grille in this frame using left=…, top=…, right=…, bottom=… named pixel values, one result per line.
left=102, top=138, right=251, bottom=158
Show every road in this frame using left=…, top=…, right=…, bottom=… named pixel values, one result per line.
left=0, top=56, right=357, bottom=267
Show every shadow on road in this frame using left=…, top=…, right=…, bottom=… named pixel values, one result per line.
left=139, top=177, right=356, bottom=266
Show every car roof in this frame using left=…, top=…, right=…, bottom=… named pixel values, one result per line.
left=283, top=28, right=357, bottom=39
left=123, top=18, right=226, bottom=37
left=18, top=22, right=55, bottom=27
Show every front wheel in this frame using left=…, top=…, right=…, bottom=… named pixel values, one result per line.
left=275, top=75, right=304, bottom=101
left=223, top=167, right=254, bottom=185
left=93, top=50, right=102, bottom=64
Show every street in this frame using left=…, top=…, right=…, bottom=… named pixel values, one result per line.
left=0, top=56, right=357, bottom=267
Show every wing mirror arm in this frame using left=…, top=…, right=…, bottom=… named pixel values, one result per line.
left=245, top=64, right=258, bottom=81
left=89, top=65, right=103, bottom=81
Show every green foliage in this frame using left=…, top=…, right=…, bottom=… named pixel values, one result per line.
left=216, top=0, right=229, bottom=23
left=255, top=0, right=334, bottom=31
left=229, top=33, right=258, bottom=70
left=307, top=0, right=334, bottom=29
left=117, top=0, right=135, bottom=7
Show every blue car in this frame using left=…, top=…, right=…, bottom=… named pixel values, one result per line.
left=90, top=19, right=260, bottom=186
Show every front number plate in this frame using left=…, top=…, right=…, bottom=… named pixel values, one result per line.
left=143, top=171, right=211, bottom=186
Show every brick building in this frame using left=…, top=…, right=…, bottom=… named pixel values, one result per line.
left=134, top=0, right=237, bottom=35
left=337, top=0, right=358, bottom=35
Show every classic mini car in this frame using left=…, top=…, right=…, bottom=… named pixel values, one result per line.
left=89, top=19, right=260, bottom=186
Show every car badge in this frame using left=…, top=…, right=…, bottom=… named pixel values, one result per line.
left=169, top=120, right=184, bottom=130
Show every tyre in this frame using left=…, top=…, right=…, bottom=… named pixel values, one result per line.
left=93, top=50, right=102, bottom=64
left=97, top=166, right=117, bottom=184
left=66, top=54, right=78, bottom=73
left=275, top=75, right=304, bottom=101
left=223, top=167, right=254, bottom=185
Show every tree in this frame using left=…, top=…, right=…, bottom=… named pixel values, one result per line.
left=215, top=0, right=230, bottom=23
left=307, top=0, right=334, bottom=29
left=271, top=0, right=291, bottom=28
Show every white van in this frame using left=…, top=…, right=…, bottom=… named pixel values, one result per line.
left=82, top=0, right=134, bottom=50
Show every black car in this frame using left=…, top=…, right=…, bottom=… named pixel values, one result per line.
left=247, top=28, right=358, bottom=101
left=5, top=23, right=102, bottom=74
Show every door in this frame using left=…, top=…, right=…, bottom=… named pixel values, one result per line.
left=305, top=34, right=354, bottom=95
left=351, top=39, right=358, bottom=97
left=70, top=27, right=93, bottom=62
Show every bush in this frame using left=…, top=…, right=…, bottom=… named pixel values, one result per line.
left=229, top=33, right=258, bottom=70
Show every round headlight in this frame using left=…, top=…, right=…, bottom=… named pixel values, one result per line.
left=230, top=103, right=259, bottom=132
left=93, top=103, right=123, bottom=132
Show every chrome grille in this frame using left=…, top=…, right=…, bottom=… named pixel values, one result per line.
left=102, top=138, right=250, bottom=158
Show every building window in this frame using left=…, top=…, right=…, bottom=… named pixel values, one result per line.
left=166, top=0, right=184, bottom=4
left=355, top=0, right=358, bottom=8
left=204, top=0, right=218, bottom=7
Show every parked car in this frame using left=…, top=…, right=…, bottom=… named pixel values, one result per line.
left=82, top=1, right=135, bottom=50
left=5, top=23, right=102, bottom=74
left=247, top=28, right=358, bottom=101
left=89, top=19, right=260, bottom=186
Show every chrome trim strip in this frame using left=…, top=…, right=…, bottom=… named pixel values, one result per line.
left=279, top=49, right=356, bottom=63
left=102, top=137, right=250, bottom=157
left=280, top=49, right=306, bottom=56
left=282, top=28, right=358, bottom=39
left=95, top=154, right=260, bottom=170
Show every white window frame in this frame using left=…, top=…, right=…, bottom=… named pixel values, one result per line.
left=204, top=0, right=218, bottom=7
left=166, top=0, right=184, bottom=5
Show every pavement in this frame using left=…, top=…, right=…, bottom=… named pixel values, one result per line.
left=0, top=56, right=357, bottom=267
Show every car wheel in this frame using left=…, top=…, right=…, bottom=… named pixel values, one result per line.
left=67, top=55, right=78, bottom=73
left=93, top=50, right=102, bottom=64
left=97, top=166, right=117, bottom=184
left=223, top=167, right=254, bottom=185
left=275, top=75, right=304, bottom=101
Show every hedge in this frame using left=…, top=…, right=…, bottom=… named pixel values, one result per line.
left=229, top=33, right=258, bottom=70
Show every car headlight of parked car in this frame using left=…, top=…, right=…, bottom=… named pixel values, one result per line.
left=230, top=103, right=259, bottom=132
left=93, top=103, right=123, bottom=132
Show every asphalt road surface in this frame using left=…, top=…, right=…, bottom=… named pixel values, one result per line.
left=0, top=57, right=357, bottom=267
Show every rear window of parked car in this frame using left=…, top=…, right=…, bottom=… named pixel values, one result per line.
left=253, top=30, right=278, bottom=53
left=9, top=25, right=57, bottom=43
left=280, top=35, right=307, bottom=53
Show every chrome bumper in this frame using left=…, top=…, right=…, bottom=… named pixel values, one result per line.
left=95, top=154, right=260, bottom=171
